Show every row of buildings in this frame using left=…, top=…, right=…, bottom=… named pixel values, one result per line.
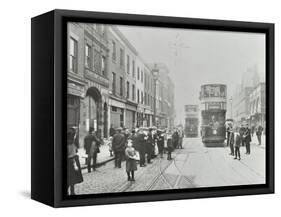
left=231, top=67, right=265, bottom=130
left=67, top=23, right=175, bottom=142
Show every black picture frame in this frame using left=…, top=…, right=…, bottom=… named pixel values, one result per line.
left=31, top=9, right=274, bottom=207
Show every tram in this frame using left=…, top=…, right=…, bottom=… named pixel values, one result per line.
left=184, top=105, right=199, bottom=137
left=199, top=84, right=227, bottom=146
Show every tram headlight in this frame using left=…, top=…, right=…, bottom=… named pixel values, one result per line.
left=213, top=129, right=217, bottom=135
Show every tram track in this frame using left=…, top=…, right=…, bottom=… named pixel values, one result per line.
left=172, top=156, right=197, bottom=188
left=146, top=157, right=174, bottom=190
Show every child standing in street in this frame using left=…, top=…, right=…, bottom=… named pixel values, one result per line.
left=167, top=134, right=173, bottom=160
left=125, top=139, right=138, bottom=181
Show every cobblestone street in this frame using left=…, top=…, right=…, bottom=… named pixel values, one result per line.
left=75, top=137, right=265, bottom=194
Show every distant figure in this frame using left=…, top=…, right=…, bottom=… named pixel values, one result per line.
left=256, top=125, right=263, bottom=145
left=112, top=128, right=126, bottom=168
left=146, top=128, right=154, bottom=164
left=177, top=129, right=184, bottom=149
left=234, top=129, right=242, bottom=160
left=228, top=127, right=235, bottom=156
left=243, top=124, right=252, bottom=155
left=167, top=134, right=174, bottom=160
left=84, top=128, right=101, bottom=173
left=134, top=128, right=146, bottom=167
left=239, top=125, right=246, bottom=146
left=226, top=123, right=233, bottom=147
left=125, top=139, right=138, bottom=181
left=172, top=129, right=179, bottom=149
left=156, top=130, right=165, bottom=158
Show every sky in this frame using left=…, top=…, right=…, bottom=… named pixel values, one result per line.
left=116, top=25, right=265, bottom=124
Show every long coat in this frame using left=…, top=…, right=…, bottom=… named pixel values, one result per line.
left=235, top=133, right=242, bottom=147
left=67, top=144, right=83, bottom=186
left=156, top=134, right=165, bottom=153
left=112, top=133, right=125, bottom=153
left=134, top=133, right=146, bottom=153
left=84, top=134, right=100, bottom=155
left=243, top=128, right=252, bottom=143
left=229, top=132, right=234, bottom=146
left=167, top=137, right=174, bottom=152
left=146, top=133, right=154, bottom=153
left=172, top=131, right=179, bottom=148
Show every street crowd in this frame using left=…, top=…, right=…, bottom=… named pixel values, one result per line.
left=226, top=122, right=264, bottom=160
left=67, top=126, right=184, bottom=195
left=66, top=122, right=264, bottom=195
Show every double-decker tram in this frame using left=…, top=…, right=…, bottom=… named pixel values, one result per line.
left=184, top=105, right=199, bottom=137
left=199, top=84, right=227, bottom=146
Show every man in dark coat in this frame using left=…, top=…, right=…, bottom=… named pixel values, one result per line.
left=84, top=128, right=101, bottom=173
left=130, top=129, right=137, bottom=148
left=146, top=128, right=154, bottom=164
left=243, top=124, right=252, bottom=154
left=177, top=129, right=184, bottom=149
left=134, top=128, right=147, bottom=167
left=239, top=125, right=246, bottom=146
left=226, top=123, right=232, bottom=147
left=172, top=129, right=179, bottom=149
left=228, top=127, right=235, bottom=156
left=156, top=130, right=165, bottom=158
left=112, top=127, right=126, bottom=168
left=167, top=134, right=174, bottom=160
left=123, top=128, right=131, bottom=145
left=256, top=125, right=263, bottom=145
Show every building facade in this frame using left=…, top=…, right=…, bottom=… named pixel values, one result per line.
left=67, top=23, right=175, bottom=141
left=249, top=82, right=266, bottom=129
left=148, top=63, right=175, bottom=129
left=107, top=26, right=127, bottom=131
left=67, top=23, right=110, bottom=144
left=232, top=85, right=253, bottom=125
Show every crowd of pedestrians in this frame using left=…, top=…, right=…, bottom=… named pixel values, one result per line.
left=226, top=122, right=264, bottom=160
left=66, top=125, right=184, bottom=195
left=109, top=126, right=184, bottom=182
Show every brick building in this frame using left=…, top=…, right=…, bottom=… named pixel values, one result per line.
left=249, top=82, right=266, bottom=129
left=67, top=23, right=175, bottom=141
left=67, top=22, right=110, bottom=144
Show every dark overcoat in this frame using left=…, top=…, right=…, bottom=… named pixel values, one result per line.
left=134, top=133, right=146, bottom=152
left=112, top=133, right=125, bottom=153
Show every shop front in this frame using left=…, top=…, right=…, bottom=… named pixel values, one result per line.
left=109, top=98, right=125, bottom=129
left=125, top=102, right=137, bottom=130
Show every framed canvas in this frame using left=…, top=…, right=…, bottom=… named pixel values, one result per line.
left=31, top=9, right=274, bottom=207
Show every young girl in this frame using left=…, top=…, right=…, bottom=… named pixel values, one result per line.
left=125, top=139, right=138, bottom=181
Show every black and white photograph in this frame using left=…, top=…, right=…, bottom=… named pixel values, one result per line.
left=66, top=22, right=266, bottom=196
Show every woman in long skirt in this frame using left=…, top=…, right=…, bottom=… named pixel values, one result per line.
left=67, top=131, right=83, bottom=195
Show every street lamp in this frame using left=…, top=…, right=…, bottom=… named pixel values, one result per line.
left=152, top=64, right=160, bottom=126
